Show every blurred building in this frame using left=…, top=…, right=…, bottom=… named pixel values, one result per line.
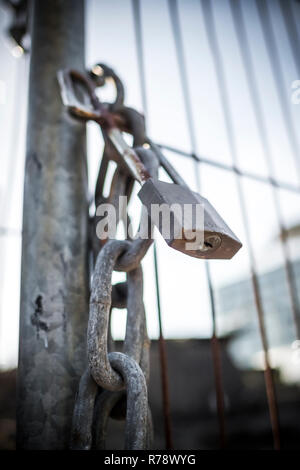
left=217, top=231, right=300, bottom=383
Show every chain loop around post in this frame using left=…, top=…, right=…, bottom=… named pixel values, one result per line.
left=68, top=63, right=161, bottom=450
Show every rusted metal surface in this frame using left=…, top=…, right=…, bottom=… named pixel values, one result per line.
left=250, top=270, right=281, bottom=450
left=210, top=333, right=226, bottom=448
left=154, top=246, right=174, bottom=450
left=58, top=68, right=151, bottom=183
left=207, top=262, right=226, bottom=449
left=17, top=0, right=88, bottom=449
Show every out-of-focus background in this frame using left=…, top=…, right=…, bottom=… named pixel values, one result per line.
left=1, top=0, right=300, bottom=450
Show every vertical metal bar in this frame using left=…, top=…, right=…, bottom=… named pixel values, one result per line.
left=0, top=54, right=28, bottom=223
left=168, top=0, right=227, bottom=448
left=206, top=264, right=226, bottom=448
left=256, top=0, right=300, bottom=181
left=230, top=0, right=300, bottom=341
left=132, top=0, right=148, bottom=118
left=200, top=0, right=281, bottom=450
left=153, top=247, right=174, bottom=450
left=17, top=0, right=88, bottom=449
left=278, top=0, right=300, bottom=78
left=132, top=0, right=174, bottom=449
left=275, top=0, right=300, bottom=339
left=0, top=53, right=28, bottom=367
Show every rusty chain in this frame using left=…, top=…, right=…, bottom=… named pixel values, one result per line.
left=69, top=63, right=159, bottom=450
left=58, top=62, right=242, bottom=449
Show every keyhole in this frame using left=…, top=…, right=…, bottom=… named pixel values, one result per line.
left=197, top=235, right=222, bottom=254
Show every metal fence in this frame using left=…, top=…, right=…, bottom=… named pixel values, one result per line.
left=129, top=0, right=300, bottom=449
left=1, top=0, right=300, bottom=450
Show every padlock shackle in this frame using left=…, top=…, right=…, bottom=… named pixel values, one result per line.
left=108, top=128, right=151, bottom=183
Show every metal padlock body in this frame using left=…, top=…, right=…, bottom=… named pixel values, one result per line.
left=138, top=179, right=242, bottom=259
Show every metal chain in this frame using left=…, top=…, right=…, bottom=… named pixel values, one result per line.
left=60, top=62, right=241, bottom=449
left=69, top=64, right=160, bottom=450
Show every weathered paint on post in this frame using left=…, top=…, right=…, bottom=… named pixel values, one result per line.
left=17, top=0, right=89, bottom=449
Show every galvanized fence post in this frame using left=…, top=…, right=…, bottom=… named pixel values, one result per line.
left=17, top=0, right=89, bottom=449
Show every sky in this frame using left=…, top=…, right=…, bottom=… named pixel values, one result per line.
left=0, top=0, right=300, bottom=370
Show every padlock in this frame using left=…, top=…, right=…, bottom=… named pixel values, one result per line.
left=138, top=178, right=241, bottom=259
left=57, top=67, right=242, bottom=260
